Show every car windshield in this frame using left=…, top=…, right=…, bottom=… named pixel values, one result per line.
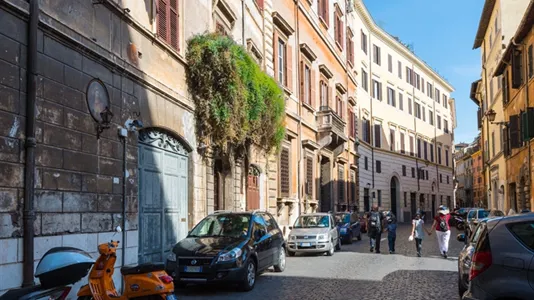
left=294, top=215, right=330, bottom=228
left=188, top=214, right=251, bottom=238
left=478, top=210, right=490, bottom=219
left=490, top=210, right=504, bottom=217
left=335, top=214, right=350, bottom=224
left=467, top=210, right=476, bottom=219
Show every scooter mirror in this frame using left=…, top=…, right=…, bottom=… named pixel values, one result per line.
left=116, top=226, right=122, bottom=233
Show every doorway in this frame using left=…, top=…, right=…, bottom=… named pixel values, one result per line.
left=509, top=182, right=517, bottom=212
left=390, top=177, right=399, bottom=217
left=410, top=192, right=416, bottom=219
left=320, top=157, right=332, bottom=212
left=363, top=188, right=370, bottom=212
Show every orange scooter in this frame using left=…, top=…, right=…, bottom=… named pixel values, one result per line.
left=77, top=228, right=175, bottom=300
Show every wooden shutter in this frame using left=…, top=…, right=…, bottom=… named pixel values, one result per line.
left=299, top=61, right=304, bottom=101
left=287, top=44, right=293, bottom=90
left=280, top=147, right=290, bottom=196
left=273, top=31, right=279, bottom=83
left=340, top=19, right=344, bottom=49
left=503, top=125, right=510, bottom=156
left=255, top=0, right=264, bottom=10
left=510, top=114, right=521, bottom=149
left=529, top=45, right=534, bottom=78
left=305, top=156, right=313, bottom=196
left=157, top=0, right=179, bottom=51
left=374, top=124, right=381, bottom=148
left=157, top=0, right=168, bottom=42
left=169, top=0, right=179, bottom=50
left=512, top=49, right=523, bottom=88
left=325, top=0, right=329, bottom=25
left=338, top=164, right=344, bottom=202
left=503, top=70, right=509, bottom=104
left=310, top=70, right=316, bottom=107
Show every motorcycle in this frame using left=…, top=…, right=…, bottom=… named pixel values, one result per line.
left=454, top=216, right=465, bottom=231
left=0, top=246, right=94, bottom=300
left=76, top=226, right=176, bottom=300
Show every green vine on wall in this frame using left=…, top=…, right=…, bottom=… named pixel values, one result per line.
left=186, top=33, right=286, bottom=158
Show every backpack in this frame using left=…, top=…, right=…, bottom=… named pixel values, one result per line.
left=369, top=212, right=381, bottom=230
left=438, top=216, right=448, bottom=232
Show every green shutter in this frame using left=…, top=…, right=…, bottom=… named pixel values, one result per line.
left=528, top=108, right=534, bottom=141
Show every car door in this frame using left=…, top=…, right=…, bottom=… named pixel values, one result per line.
left=252, top=214, right=272, bottom=270
left=329, top=216, right=338, bottom=243
left=262, top=213, right=282, bottom=264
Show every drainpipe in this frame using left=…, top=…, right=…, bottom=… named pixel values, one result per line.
left=344, top=2, right=350, bottom=211
left=481, top=39, right=491, bottom=208
left=241, top=0, right=245, bottom=47
left=368, top=33, right=374, bottom=192
left=121, top=134, right=127, bottom=269
left=22, top=0, right=39, bottom=288
left=294, top=0, right=303, bottom=217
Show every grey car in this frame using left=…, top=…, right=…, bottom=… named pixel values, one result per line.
left=462, top=213, right=534, bottom=300
left=287, top=213, right=341, bottom=256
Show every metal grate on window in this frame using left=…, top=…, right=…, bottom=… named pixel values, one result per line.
left=280, top=147, right=290, bottom=196
left=306, top=156, right=313, bottom=196
left=338, top=164, right=345, bottom=203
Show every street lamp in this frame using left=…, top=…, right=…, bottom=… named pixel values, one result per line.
left=486, top=109, right=508, bottom=126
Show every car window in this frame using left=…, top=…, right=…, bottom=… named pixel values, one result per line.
left=330, top=216, right=335, bottom=228
left=335, top=214, right=350, bottom=224
left=507, top=222, right=534, bottom=251
left=467, top=210, right=476, bottom=219
left=470, top=224, right=484, bottom=244
left=261, top=213, right=276, bottom=232
left=478, top=210, right=490, bottom=219
left=189, top=214, right=250, bottom=238
left=252, top=215, right=267, bottom=240
left=490, top=210, right=505, bottom=217
left=294, top=215, right=330, bottom=228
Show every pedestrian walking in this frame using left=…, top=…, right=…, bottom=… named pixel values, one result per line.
left=368, top=205, right=385, bottom=253
left=386, top=212, right=397, bottom=254
left=429, top=205, right=451, bottom=258
left=410, top=212, right=431, bottom=257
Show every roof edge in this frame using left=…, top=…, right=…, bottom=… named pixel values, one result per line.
left=473, top=0, right=497, bottom=49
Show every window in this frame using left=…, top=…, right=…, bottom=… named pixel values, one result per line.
left=279, top=146, right=290, bottom=196
left=338, top=164, right=345, bottom=202
left=443, top=95, right=448, bottom=109
left=507, top=222, right=534, bottom=251
left=373, top=44, right=381, bottom=65
left=387, top=87, right=396, bottom=107
left=423, top=141, right=428, bottom=160
left=277, top=38, right=287, bottom=85
left=447, top=175, right=450, bottom=184
left=157, top=0, right=180, bottom=50
left=372, top=80, right=382, bottom=100
left=425, top=170, right=428, bottom=180
left=406, top=67, right=412, bottom=84
left=408, top=98, right=412, bottom=115
left=305, top=156, right=313, bottom=196
left=529, top=45, right=534, bottom=79
left=417, top=138, right=422, bottom=158
left=490, top=78, right=494, bottom=101
left=261, top=213, right=276, bottom=232
left=320, top=79, right=328, bottom=106
left=300, top=62, right=312, bottom=105
left=437, top=115, right=442, bottom=129
left=374, top=124, right=381, bottom=148
left=388, top=54, right=393, bottom=72
left=409, top=136, right=414, bottom=156
left=503, top=70, right=509, bottom=104
left=491, top=131, right=495, bottom=157
left=440, top=173, right=442, bottom=183
left=398, top=61, right=402, bottom=78
left=377, top=190, right=382, bottom=206
left=414, top=73, right=420, bottom=90
left=398, top=92, right=403, bottom=110
left=422, top=106, right=426, bottom=122
left=334, top=7, right=343, bottom=49
left=444, top=120, right=449, bottom=133
left=445, top=149, right=449, bottom=166
left=400, top=132, right=405, bottom=154
left=422, top=78, right=425, bottom=93
left=435, top=88, right=440, bottom=104
left=376, top=160, right=381, bottom=173
left=414, top=102, right=421, bottom=119
left=318, top=0, right=329, bottom=25
left=390, top=129, right=395, bottom=151
left=429, top=110, right=434, bottom=126
left=215, top=23, right=227, bottom=35
left=364, top=156, right=368, bottom=170
left=362, top=118, right=370, bottom=143
left=438, top=146, right=442, bottom=164
left=350, top=111, right=356, bottom=138
left=402, top=165, right=406, bottom=176
left=427, top=83, right=433, bottom=99
left=361, top=69, right=368, bottom=91
left=336, top=95, right=343, bottom=118
left=430, top=144, right=434, bottom=162
left=361, top=30, right=367, bottom=54
left=411, top=167, right=415, bottom=178
left=347, top=29, right=354, bottom=66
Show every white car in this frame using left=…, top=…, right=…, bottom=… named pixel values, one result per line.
left=287, top=213, right=341, bottom=256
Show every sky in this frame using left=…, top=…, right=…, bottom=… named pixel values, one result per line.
left=364, top=0, right=484, bottom=144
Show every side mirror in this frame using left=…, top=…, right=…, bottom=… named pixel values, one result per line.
left=456, top=233, right=466, bottom=243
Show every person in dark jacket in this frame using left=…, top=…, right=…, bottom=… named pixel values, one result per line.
left=386, top=212, right=397, bottom=254
left=367, top=205, right=385, bottom=253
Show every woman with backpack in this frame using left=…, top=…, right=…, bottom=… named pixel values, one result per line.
left=429, top=205, right=451, bottom=258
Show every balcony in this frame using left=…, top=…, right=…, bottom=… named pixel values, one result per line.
left=317, top=106, right=347, bottom=151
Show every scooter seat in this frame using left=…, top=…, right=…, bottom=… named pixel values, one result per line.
left=120, top=262, right=165, bottom=275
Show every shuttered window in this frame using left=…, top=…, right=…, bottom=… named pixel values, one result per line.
left=350, top=111, right=355, bottom=138
left=280, top=147, right=290, bottom=196
left=350, top=170, right=356, bottom=205
left=390, top=129, right=395, bottom=151
left=503, top=125, right=510, bottom=156
left=334, top=8, right=344, bottom=49
left=305, top=156, right=313, bottom=196
left=503, top=70, right=509, bottom=104
left=400, top=132, right=405, bottom=154
left=318, top=0, right=329, bottom=25
left=512, top=49, right=523, bottom=89
left=376, top=160, right=381, bottom=173
left=509, top=114, right=521, bottom=149
left=374, top=124, right=381, bottom=148
left=529, top=45, right=534, bottom=78
left=157, top=0, right=180, bottom=51
left=347, top=29, right=354, bottom=66
left=338, top=164, right=345, bottom=203
left=402, top=165, right=406, bottom=176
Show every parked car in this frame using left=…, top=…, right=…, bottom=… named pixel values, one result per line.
left=334, top=212, right=362, bottom=244
left=165, top=210, right=285, bottom=292
left=287, top=213, right=341, bottom=256
left=465, top=209, right=504, bottom=238
left=456, top=217, right=493, bottom=297
left=462, top=213, right=534, bottom=300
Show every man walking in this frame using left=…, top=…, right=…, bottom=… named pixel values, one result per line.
left=368, top=205, right=384, bottom=253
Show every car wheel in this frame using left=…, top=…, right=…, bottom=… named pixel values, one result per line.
left=458, top=273, right=467, bottom=297
left=241, top=259, right=257, bottom=292
left=335, top=237, right=341, bottom=251
left=273, top=247, right=286, bottom=272
left=326, top=240, right=335, bottom=256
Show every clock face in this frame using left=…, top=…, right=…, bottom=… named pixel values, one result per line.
left=86, top=79, right=111, bottom=123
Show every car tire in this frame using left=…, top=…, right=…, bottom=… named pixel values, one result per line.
left=241, top=259, right=257, bottom=292
left=273, top=247, right=286, bottom=272
left=458, top=274, right=467, bottom=297
left=326, top=240, right=335, bottom=256
left=335, top=237, right=341, bottom=251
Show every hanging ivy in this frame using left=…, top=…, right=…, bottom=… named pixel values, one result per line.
left=186, top=32, right=285, bottom=158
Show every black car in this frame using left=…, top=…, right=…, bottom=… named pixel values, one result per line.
left=165, top=210, right=286, bottom=291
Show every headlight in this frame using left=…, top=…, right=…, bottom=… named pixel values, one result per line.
left=340, top=228, right=347, bottom=234
left=317, top=234, right=327, bottom=240
left=167, top=252, right=176, bottom=262
left=217, top=247, right=243, bottom=263
left=289, top=235, right=296, bottom=240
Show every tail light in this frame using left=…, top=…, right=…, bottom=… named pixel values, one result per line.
left=159, top=275, right=174, bottom=284
left=469, top=228, right=492, bottom=281
left=49, top=286, right=72, bottom=300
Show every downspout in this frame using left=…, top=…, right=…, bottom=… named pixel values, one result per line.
left=121, top=133, right=127, bottom=277
left=412, top=63, right=419, bottom=193
left=369, top=33, right=374, bottom=193
left=23, top=0, right=39, bottom=287
left=294, top=0, right=302, bottom=216
left=432, top=80, right=439, bottom=196
left=344, top=5, right=350, bottom=211
left=481, top=39, right=491, bottom=207
left=241, top=0, right=246, bottom=46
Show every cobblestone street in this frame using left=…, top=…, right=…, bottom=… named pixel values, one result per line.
left=176, top=224, right=464, bottom=300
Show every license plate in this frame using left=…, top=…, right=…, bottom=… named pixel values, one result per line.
left=166, top=295, right=177, bottom=300
left=184, top=266, right=201, bottom=272
left=300, top=242, right=311, bottom=247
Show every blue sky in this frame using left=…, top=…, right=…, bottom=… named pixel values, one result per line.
left=364, top=0, right=483, bottom=144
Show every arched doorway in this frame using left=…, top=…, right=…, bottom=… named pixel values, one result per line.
left=138, top=128, right=190, bottom=263
left=390, top=177, right=399, bottom=218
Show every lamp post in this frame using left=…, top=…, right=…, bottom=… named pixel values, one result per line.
left=486, top=109, right=508, bottom=126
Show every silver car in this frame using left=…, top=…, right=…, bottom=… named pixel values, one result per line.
left=287, top=213, right=341, bottom=256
